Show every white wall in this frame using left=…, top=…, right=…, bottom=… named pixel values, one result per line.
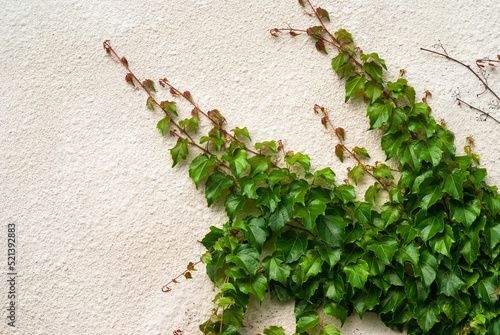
left=1, top=1, right=499, bottom=334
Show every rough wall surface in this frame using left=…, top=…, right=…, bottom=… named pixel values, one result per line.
left=1, top=1, right=499, bottom=334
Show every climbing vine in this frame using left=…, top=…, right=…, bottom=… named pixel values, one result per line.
left=103, top=1, right=500, bottom=334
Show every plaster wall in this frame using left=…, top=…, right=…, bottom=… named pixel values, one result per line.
left=1, top=1, right=500, bottom=334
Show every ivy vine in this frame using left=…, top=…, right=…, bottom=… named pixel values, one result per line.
left=104, top=1, right=500, bottom=334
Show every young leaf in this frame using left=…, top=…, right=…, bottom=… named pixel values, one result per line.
left=156, top=116, right=171, bottom=136
left=316, top=7, right=330, bottom=21
left=146, top=96, right=155, bottom=111
left=169, top=138, right=189, bottom=167
left=285, top=152, right=311, bottom=173
left=373, top=164, right=393, bottom=180
left=331, top=52, right=349, bottom=74
left=160, top=100, right=177, bottom=116
left=255, top=140, right=278, bottom=153
left=263, top=326, right=285, bottom=335
left=315, top=39, right=327, bottom=54
left=189, top=154, right=217, bottom=188
left=205, top=171, right=234, bottom=207
left=353, top=146, right=370, bottom=158
left=313, top=167, right=336, bottom=185
left=179, top=117, right=199, bottom=133
left=348, top=163, right=365, bottom=185
left=365, top=182, right=381, bottom=205
left=345, top=74, right=366, bottom=102
left=248, top=155, right=271, bottom=176
left=221, top=148, right=248, bottom=178
left=231, top=126, right=251, bottom=141
left=143, top=79, right=156, bottom=92
left=334, top=184, right=356, bottom=204
left=335, top=144, right=344, bottom=162
left=360, top=52, right=387, bottom=70
left=296, top=311, right=319, bottom=333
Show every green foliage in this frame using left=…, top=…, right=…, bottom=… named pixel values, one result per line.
left=106, top=2, right=500, bottom=334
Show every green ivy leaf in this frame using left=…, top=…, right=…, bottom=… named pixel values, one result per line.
left=484, top=219, right=500, bottom=251
left=418, top=183, right=444, bottom=211
left=221, top=148, right=248, bottom=178
left=416, top=251, right=438, bottom=287
left=255, top=140, right=278, bottom=153
left=248, top=155, right=271, bottom=176
left=405, top=277, right=430, bottom=304
left=169, top=138, right=189, bottom=167
left=367, top=236, right=398, bottom=265
left=226, top=244, right=259, bottom=276
left=380, top=202, right=403, bottom=226
left=353, top=284, right=382, bottom=317
left=285, top=152, right=311, bottom=173
left=256, top=185, right=281, bottom=212
left=436, top=268, right=465, bottom=296
left=415, top=137, right=443, bottom=166
left=378, top=287, right=406, bottom=314
left=288, top=179, right=310, bottom=205
left=362, top=61, right=383, bottom=83
left=381, top=130, right=411, bottom=160
left=146, top=96, right=155, bottom=111
left=414, top=208, right=446, bottom=242
left=156, top=116, right=171, bottom=136
left=364, top=182, right=381, bottom=205
left=268, top=168, right=294, bottom=187
left=364, top=80, right=384, bottom=104
left=315, top=243, right=342, bottom=268
left=200, top=127, right=225, bottom=152
left=262, top=251, right=291, bottom=285
left=473, top=273, right=498, bottom=305
left=316, top=7, right=330, bottom=21
left=395, top=241, right=420, bottom=266
left=313, top=167, right=336, bottom=185
left=343, top=259, right=370, bottom=290
left=268, top=194, right=293, bottom=234
left=397, top=141, right=421, bottom=172
left=224, top=190, right=248, bottom=221
left=323, top=301, right=349, bottom=325
left=323, top=275, right=345, bottom=302
left=373, top=164, right=393, bottom=180
left=222, top=306, right=245, bottom=329
left=205, top=171, right=233, bottom=207
left=232, top=126, right=251, bottom=141
left=436, top=126, right=456, bottom=157
left=179, top=117, right=199, bottom=133
left=348, top=163, right=365, bottom=185
left=345, top=74, right=366, bottom=102
left=450, top=196, right=481, bottom=231
left=331, top=52, right=350, bottom=75
left=275, top=230, right=308, bottom=263
left=415, top=301, right=440, bottom=332
left=407, top=113, right=437, bottom=138
left=263, top=326, right=285, bottom=335
left=386, top=107, right=407, bottom=135
left=317, top=208, right=350, bottom=247
left=189, top=154, right=217, bottom=189
left=320, top=324, right=341, bottom=335
left=239, top=173, right=266, bottom=199
left=437, top=295, right=469, bottom=324
left=293, top=199, right=327, bottom=233
left=429, top=225, right=455, bottom=257
left=296, top=311, right=319, bottom=333
left=334, top=184, right=356, bottom=204
left=367, top=100, right=394, bottom=130
left=244, top=217, right=269, bottom=253
left=360, top=52, right=387, bottom=70
left=237, top=272, right=268, bottom=302
left=293, top=250, right=323, bottom=285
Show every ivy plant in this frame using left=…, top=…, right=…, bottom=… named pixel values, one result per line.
left=103, top=1, right=500, bottom=334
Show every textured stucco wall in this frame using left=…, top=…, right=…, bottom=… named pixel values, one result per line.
left=1, top=1, right=500, bottom=334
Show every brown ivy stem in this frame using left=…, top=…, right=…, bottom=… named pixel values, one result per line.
left=321, top=109, right=391, bottom=193
left=420, top=47, right=500, bottom=102
left=158, top=79, right=262, bottom=158
left=456, top=98, right=500, bottom=125
left=161, top=250, right=216, bottom=293
left=305, top=0, right=338, bottom=44
left=103, top=42, right=201, bottom=150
